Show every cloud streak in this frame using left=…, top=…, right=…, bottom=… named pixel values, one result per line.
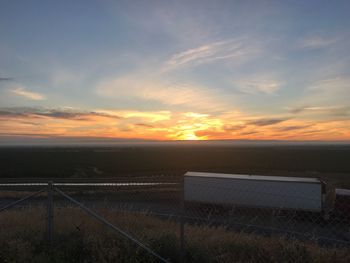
left=0, top=77, right=13, bottom=81
left=134, top=123, right=155, bottom=128
left=276, top=125, right=312, bottom=132
left=0, top=107, right=121, bottom=120
left=95, top=75, right=227, bottom=112
left=247, top=118, right=289, bottom=126
left=164, top=38, right=261, bottom=71
left=289, top=105, right=350, bottom=117
left=298, top=36, right=338, bottom=49
left=10, top=86, right=45, bottom=100
left=232, top=76, right=282, bottom=95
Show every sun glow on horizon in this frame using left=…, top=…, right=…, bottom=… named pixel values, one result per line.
left=181, top=132, right=202, bottom=141
left=0, top=108, right=350, bottom=142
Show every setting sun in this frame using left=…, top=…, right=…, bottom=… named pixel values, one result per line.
left=182, top=132, right=201, bottom=141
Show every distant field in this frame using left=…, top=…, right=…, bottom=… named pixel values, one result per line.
left=0, top=145, right=350, bottom=187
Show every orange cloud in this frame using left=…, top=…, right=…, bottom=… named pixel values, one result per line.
left=0, top=107, right=349, bottom=141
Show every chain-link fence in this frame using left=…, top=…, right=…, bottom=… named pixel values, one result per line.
left=181, top=172, right=350, bottom=263
left=0, top=172, right=349, bottom=262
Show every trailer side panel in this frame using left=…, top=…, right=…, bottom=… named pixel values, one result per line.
left=184, top=175, right=322, bottom=211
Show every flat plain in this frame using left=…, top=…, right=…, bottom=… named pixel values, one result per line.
left=0, top=144, right=349, bottom=187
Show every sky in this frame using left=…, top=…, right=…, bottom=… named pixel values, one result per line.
left=0, top=0, right=350, bottom=142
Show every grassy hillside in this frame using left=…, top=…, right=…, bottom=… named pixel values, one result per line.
left=0, top=206, right=349, bottom=263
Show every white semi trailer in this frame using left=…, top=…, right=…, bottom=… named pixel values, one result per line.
left=184, top=172, right=334, bottom=214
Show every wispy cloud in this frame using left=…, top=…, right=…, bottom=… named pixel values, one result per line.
left=289, top=105, right=350, bottom=117
left=285, top=76, right=350, bottom=119
left=232, top=75, right=282, bottom=95
left=276, top=125, right=312, bottom=132
left=289, top=106, right=335, bottom=114
left=0, top=77, right=13, bottom=81
left=95, top=109, right=171, bottom=122
left=300, top=76, right=350, bottom=107
left=0, top=107, right=121, bottom=120
left=247, top=118, right=289, bottom=126
left=10, top=86, right=45, bottom=100
left=163, top=38, right=261, bottom=71
left=0, top=107, right=172, bottom=140
left=308, top=76, right=349, bottom=91
left=298, top=36, right=338, bottom=49
left=222, top=124, right=246, bottom=131
left=95, top=75, right=227, bottom=111
left=134, top=123, right=155, bottom=128
left=167, top=44, right=217, bottom=67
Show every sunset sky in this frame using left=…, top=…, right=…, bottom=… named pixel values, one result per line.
left=1, top=0, right=350, bottom=142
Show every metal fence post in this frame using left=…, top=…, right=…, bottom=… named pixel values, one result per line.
left=180, top=175, right=185, bottom=263
left=47, top=181, right=53, bottom=245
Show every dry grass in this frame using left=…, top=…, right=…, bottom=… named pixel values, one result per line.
left=0, top=206, right=349, bottom=263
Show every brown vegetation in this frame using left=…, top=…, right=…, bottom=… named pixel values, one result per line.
left=0, top=206, right=349, bottom=262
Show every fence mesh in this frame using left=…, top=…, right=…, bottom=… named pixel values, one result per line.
left=0, top=173, right=349, bottom=262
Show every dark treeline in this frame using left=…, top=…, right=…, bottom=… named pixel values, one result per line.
left=0, top=145, right=349, bottom=183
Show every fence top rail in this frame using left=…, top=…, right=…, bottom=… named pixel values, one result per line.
left=0, top=182, right=179, bottom=188
left=0, top=177, right=181, bottom=184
